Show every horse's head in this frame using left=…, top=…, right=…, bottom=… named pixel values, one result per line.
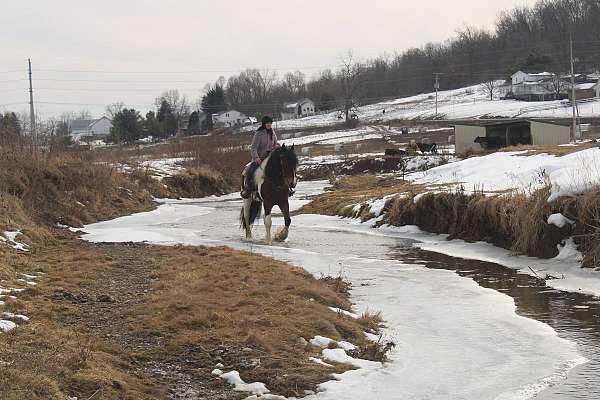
left=266, top=144, right=298, bottom=190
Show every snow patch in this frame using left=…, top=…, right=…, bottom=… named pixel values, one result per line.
left=218, top=371, right=270, bottom=395
left=547, top=213, right=575, bottom=228
left=0, top=320, right=17, bottom=333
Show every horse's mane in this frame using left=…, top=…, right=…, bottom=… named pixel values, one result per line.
left=264, top=146, right=298, bottom=184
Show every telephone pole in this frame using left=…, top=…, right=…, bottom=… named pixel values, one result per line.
left=570, top=35, right=577, bottom=141
left=433, top=73, right=442, bottom=118
left=28, top=58, right=36, bottom=142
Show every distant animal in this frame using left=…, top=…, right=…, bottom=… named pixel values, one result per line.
left=416, top=142, right=438, bottom=154
left=384, top=148, right=407, bottom=157
left=474, top=136, right=504, bottom=149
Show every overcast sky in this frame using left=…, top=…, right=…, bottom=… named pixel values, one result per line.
left=1, top=0, right=537, bottom=118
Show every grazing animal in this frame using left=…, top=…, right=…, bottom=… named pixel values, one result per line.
left=474, top=136, right=504, bottom=149
left=240, top=144, right=298, bottom=244
left=384, top=148, right=407, bottom=157
left=416, top=142, right=438, bottom=154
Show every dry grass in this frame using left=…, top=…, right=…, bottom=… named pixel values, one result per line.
left=135, top=246, right=381, bottom=396
left=2, top=239, right=386, bottom=399
left=298, top=176, right=425, bottom=221
left=502, top=141, right=600, bottom=157
left=163, top=167, right=234, bottom=198
left=301, top=175, right=599, bottom=262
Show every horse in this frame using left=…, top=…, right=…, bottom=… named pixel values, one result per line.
left=240, top=144, right=298, bottom=244
left=474, top=136, right=504, bottom=150
left=416, top=142, right=438, bottom=154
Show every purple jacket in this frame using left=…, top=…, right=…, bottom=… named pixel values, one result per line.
left=251, top=129, right=278, bottom=161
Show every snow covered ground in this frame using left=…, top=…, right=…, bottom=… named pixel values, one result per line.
left=80, top=181, right=587, bottom=400
left=256, top=83, right=600, bottom=130
left=407, top=147, right=600, bottom=199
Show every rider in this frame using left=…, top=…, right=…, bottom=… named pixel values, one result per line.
left=241, top=116, right=280, bottom=198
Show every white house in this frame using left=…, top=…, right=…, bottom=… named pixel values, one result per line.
left=510, top=71, right=564, bottom=101
left=70, top=117, right=112, bottom=141
left=281, top=98, right=316, bottom=120
left=212, top=110, right=248, bottom=128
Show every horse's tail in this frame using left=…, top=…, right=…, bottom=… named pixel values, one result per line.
left=240, top=197, right=263, bottom=230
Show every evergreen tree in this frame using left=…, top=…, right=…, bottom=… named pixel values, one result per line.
left=188, top=111, right=201, bottom=135
left=109, top=109, right=143, bottom=144
left=201, top=84, right=227, bottom=130
left=157, top=100, right=177, bottom=139
left=144, top=111, right=161, bottom=138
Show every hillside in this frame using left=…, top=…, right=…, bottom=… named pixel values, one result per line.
left=264, top=83, right=600, bottom=131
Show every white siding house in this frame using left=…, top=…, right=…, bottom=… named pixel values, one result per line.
left=510, top=71, right=563, bottom=101
left=212, top=110, right=248, bottom=128
left=281, top=98, right=316, bottom=120
left=70, top=117, right=112, bottom=141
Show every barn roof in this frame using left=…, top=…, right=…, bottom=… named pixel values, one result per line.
left=451, top=118, right=571, bottom=128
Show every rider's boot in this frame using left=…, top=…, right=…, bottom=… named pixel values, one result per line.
left=240, top=174, right=252, bottom=198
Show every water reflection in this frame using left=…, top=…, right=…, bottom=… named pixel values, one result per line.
left=390, top=246, right=600, bottom=399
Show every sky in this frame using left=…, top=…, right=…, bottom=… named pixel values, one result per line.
left=0, top=0, right=538, bottom=118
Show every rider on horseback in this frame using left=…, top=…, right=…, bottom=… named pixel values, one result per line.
left=241, top=116, right=280, bottom=198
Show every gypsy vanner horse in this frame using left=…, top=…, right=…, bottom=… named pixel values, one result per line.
left=240, top=144, right=298, bottom=244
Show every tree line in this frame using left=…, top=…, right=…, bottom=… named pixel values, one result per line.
left=203, top=0, right=600, bottom=117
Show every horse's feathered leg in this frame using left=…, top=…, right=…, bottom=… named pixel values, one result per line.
left=243, top=198, right=252, bottom=239
left=274, top=198, right=291, bottom=242
left=264, top=203, right=274, bottom=244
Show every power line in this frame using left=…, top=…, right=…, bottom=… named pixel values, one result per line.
left=33, top=64, right=339, bottom=74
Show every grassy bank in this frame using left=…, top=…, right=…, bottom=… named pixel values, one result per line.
left=0, top=139, right=385, bottom=399
left=299, top=176, right=600, bottom=268
left=1, top=239, right=384, bottom=399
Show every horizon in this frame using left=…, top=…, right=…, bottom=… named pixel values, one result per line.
left=1, top=0, right=537, bottom=119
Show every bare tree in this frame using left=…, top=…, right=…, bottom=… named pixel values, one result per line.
left=550, top=74, right=568, bottom=99
left=155, top=90, right=190, bottom=131
left=283, top=70, right=307, bottom=97
left=339, top=52, right=364, bottom=123
left=104, top=102, right=125, bottom=120
left=480, top=79, right=502, bottom=100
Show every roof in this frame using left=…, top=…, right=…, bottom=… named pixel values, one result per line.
left=575, top=82, right=597, bottom=90
left=70, top=119, right=96, bottom=131
left=451, top=118, right=572, bottom=128
left=283, top=98, right=314, bottom=110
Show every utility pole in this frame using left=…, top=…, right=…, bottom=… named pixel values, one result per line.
left=570, top=35, right=577, bottom=141
left=28, top=58, right=36, bottom=142
left=433, top=73, right=442, bottom=118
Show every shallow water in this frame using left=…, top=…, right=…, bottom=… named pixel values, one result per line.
left=391, top=248, right=600, bottom=399
left=81, top=181, right=596, bottom=399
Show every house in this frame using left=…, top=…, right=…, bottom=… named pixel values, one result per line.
left=453, top=118, right=571, bottom=154
left=212, top=110, right=248, bottom=128
left=281, top=98, right=316, bottom=120
left=70, top=117, right=112, bottom=142
left=510, top=71, right=566, bottom=101
left=569, top=82, right=600, bottom=101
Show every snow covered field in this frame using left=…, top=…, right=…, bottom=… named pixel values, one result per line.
left=408, top=147, right=600, bottom=199
left=257, top=83, right=600, bottom=131
left=80, top=181, right=588, bottom=400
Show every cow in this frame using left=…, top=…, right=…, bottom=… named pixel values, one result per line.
left=474, top=136, right=504, bottom=150
left=416, top=142, right=438, bottom=154
left=384, top=148, right=408, bottom=158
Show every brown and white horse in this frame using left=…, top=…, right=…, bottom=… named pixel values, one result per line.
left=240, top=144, right=298, bottom=244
